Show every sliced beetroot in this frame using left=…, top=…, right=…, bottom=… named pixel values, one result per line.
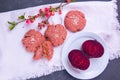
left=68, top=49, right=90, bottom=70
left=82, top=40, right=104, bottom=58
left=78, top=57, right=90, bottom=70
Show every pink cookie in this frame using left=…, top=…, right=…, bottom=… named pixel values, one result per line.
left=45, top=24, right=67, bottom=46
left=22, top=29, right=45, bottom=52
left=64, top=10, right=86, bottom=32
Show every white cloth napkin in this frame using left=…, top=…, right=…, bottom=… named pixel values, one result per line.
left=0, top=0, right=120, bottom=80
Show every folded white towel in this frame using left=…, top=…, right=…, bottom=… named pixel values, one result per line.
left=0, top=0, right=119, bottom=80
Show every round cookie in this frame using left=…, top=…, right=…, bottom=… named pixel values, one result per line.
left=22, top=29, right=45, bottom=52
left=64, top=10, right=86, bottom=32
left=45, top=24, right=67, bottom=46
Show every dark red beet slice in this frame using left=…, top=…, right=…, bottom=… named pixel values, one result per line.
left=82, top=40, right=104, bottom=58
left=68, top=49, right=90, bottom=70
left=78, top=57, right=90, bottom=70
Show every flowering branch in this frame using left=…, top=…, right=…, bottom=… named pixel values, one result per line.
left=8, top=0, right=75, bottom=30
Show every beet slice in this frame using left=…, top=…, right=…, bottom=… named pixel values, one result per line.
left=68, top=49, right=90, bottom=70
left=78, top=58, right=90, bottom=70
left=82, top=40, right=104, bottom=58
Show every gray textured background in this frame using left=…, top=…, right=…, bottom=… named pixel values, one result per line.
left=0, top=0, right=120, bottom=80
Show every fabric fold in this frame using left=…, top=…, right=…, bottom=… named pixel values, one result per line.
left=0, top=0, right=119, bottom=80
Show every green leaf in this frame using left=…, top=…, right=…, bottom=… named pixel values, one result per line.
left=8, top=21, right=17, bottom=30
left=8, top=21, right=17, bottom=25
left=18, top=15, right=25, bottom=19
left=71, top=0, right=75, bottom=2
left=9, top=25, right=15, bottom=30
left=8, top=21, right=14, bottom=25
left=50, top=7, right=55, bottom=12
left=18, top=13, right=25, bottom=19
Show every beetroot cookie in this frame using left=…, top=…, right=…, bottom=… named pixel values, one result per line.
left=33, top=45, right=43, bottom=60
left=22, top=29, right=45, bottom=52
left=45, top=24, right=67, bottom=46
left=42, top=41, right=53, bottom=60
left=33, top=40, right=53, bottom=60
left=64, top=10, right=86, bottom=32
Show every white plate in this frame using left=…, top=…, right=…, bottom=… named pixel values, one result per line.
left=62, top=32, right=109, bottom=79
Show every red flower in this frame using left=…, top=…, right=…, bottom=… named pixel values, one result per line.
left=59, top=9, right=62, bottom=14
left=26, top=20, right=31, bottom=24
left=66, top=0, right=71, bottom=3
left=45, top=11, right=52, bottom=17
left=39, top=9, right=43, bottom=13
left=45, top=7, right=50, bottom=12
left=30, top=19, right=34, bottom=23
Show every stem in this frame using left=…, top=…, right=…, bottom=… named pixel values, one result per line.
left=9, top=19, right=27, bottom=30
left=17, top=19, right=27, bottom=24
left=55, top=2, right=63, bottom=10
left=59, top=2, right=63, bottom=7
left=55, top=2, right=69, bottom=10
left=17, top=19, right=26, bottom=24
left=8, top=2, right=73, bottom=31
left=61, top=3, right=70, bottom=8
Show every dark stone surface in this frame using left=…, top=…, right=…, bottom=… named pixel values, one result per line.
left=0, top=0, right=111, bottom=12
left=29, top=59, right=120, bottom=80
left=117, top=0, right=120, bottom=22
left=0, top=0, right=119, bottom=80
